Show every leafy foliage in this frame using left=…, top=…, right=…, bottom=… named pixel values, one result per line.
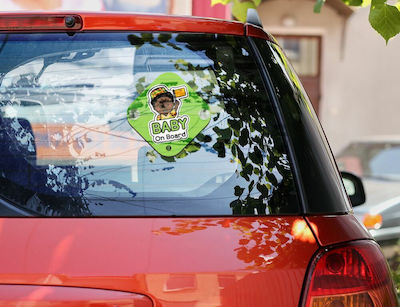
left=369, top=0, right=400, bottom=43
left=0, top=32, right=297, bottom=216
left=129, top=32, right=298, bottom=215
left=213, top=0, right=400, bottom=43
left=212, top=0, right=260, bottom=21
left=316, top=0, right=400, bottom=43
left=313, top=0, right=326, bottom=13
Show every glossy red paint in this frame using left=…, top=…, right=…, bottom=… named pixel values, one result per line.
left=245, top=24, right=277, bottom=43
left=306, top=214, right=372, bottom=247
left=0, top=12, right=277, bottom=43
left=0, top=15, right=82, bottom=31
left=0, top=12, right=244, bottom=35
left=0, top=217, right=317, bottom=306
left=81, top=13, right=244, bottom=34
left=0, top=12, right=280, bottom=48
left=0, top=285, right=152, bottom=306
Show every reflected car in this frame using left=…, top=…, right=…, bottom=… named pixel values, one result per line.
left=0, top=12, right=397, bottom=306
left=337, top=136, right=400, bottom=242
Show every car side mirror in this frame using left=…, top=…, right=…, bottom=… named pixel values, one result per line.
left=341, top=171, right=366, bottom=207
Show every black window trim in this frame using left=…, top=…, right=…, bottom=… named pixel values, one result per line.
left=248, top=36, right=353, bottom=215
left=246, top=36, right=307, bottom=214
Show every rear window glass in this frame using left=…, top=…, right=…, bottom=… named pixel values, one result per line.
left=253, top=39, right=350, bottom=213
left=0, top=32, right=299, bottom=216
left=337, top=142, right=400, bottom=179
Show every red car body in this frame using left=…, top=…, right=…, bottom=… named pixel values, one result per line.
left=0, top=12, right=396, bottom=307
left=0, top=216, right=369, bottom=306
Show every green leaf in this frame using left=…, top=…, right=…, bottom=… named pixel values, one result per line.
left=176, top=150, right=188, bottom=159
left=240, top=163, right=253, bottom=181
left=371, top=0, right=386, bottom=4
left=136, top=83, right=145, bottom=94
left=161, top=155, right=175, bottom=163
left=158, top=33, right=172, bottom=43
left=213, top=127, right=232, bottom=143
left=234, top=185, right=245, bottom=197
left=249, top=146, right=263, bottom=165
left=232, top=0, right=257, bottom=22
left=185, top=143, right=201, bottom=153
left=196, top=133, right=212, bottom=143
left=127, top=34, right=144, bottom=47
left=239, top=128, right=249, bottom=146
left=342, top=0, right=363, bottom=6
left=230, top=199, right=242, bottom=215
left=266, top=172, right=278, bottom=186
left=145, top=150, right=157, bottom=163
left=187, top=80, right=198, bottom=91
left=150, top=42, right=163, bottom=48
left=314, top=0, right=326, bottom=13
left=211, top=0, right=232, bottom=5
left=202, top=84, right=215, bottom=92
left=195, top=70, right=206, bottom=78
left=362, top=0, right=371, bottom=7
left=369, top=1, right=400, bottom=43
left=213, top=0, right=261, bottom=7
left=167, top=42, right=182, bottom=51
left=141, top=33, right=154, bottom=42
left=237, top=147, right=246, bottom=165
left=212, top=141, right=226, bottom=158
left=228, top=118, right=242, bottom=131
left=248, top=180, right=255, bottom=193
left=231, top=143, right=237, bottom=157
left=257, top=183, right=269, bottom=197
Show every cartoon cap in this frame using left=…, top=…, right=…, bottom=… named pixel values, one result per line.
left=150, top=86, right=169, bottom=100
left=150, top=86, right=175, bottom=110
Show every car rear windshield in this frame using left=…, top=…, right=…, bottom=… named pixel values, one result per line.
left=0, top=32, right=299, bottom=216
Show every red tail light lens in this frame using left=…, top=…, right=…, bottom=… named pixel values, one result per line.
left=0, top=15, right=82, bottom=31
left=303, top=240, right=398, bottom=307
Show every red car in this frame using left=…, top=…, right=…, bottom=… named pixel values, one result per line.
left=0, top=11, right=397, bottom=306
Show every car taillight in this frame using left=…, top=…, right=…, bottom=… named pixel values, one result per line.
left=0, top=15, right=82, bottom=31
left=363, top=213, right=383, bottom=229
left=303, top=240, right=398, bottom=307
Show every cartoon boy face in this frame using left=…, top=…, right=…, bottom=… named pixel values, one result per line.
left=152, top=92, right=175, bottom=116
left=149, top=86, right=180, bottom=120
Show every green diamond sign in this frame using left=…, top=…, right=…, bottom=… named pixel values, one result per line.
left=127, top=73, right=211, bottom=157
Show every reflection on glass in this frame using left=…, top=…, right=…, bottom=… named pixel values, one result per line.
left=342, top=177, right=356, bottom=196
left=275, top=36, right=319, bottom=77
left=338, top=141, right=400, bottom=180
left=0, top=33, right=298, bottom=216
